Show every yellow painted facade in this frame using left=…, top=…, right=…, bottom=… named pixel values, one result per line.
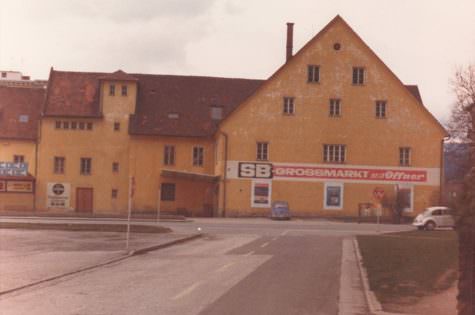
left=2, top=16, right=446, bottom=218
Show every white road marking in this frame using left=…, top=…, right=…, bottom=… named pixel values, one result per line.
left=281, top=230, right=290, bottom=236
left=260, top=242, right=269, bottom=248
left=171, top=281, right=203, bottom=300
left=244, top=250, right=254, bottom=256
left=271, top=237, right=278, bottom=241
left=215, top=262, right=236, bottom=273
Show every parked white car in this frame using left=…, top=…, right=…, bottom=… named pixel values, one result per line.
left=412, top=206, right=456, bottom=231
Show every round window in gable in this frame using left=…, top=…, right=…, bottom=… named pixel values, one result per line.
left=333, top=43, right=341, bottom=51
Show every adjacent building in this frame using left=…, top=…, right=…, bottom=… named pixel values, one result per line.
left=1, top=16, right=447, bottom=217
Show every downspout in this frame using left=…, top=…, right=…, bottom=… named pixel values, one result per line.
left=440, top=137, right=449, bottom=204
left=218, top=131, right=228, bottom=217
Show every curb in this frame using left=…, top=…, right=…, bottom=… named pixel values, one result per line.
left=0, top=233, right=203, bottom=297
left=353, top=238, right=408, bottom=315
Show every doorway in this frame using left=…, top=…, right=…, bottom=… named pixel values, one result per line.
left=76, top=188, right=93, bottom=213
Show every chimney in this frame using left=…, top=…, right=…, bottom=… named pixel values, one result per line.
left=286, top=22, right=294, bottom=62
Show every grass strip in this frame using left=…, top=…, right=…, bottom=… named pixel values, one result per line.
left=357, top=230, right=458, bottom=307
left=0, top=222, right=171, bottom=233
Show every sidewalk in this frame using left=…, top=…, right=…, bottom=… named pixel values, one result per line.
left=0, top=227, right=201, bottom=296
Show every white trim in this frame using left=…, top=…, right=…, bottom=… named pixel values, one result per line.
left=324, top=182, right=344, bottom=210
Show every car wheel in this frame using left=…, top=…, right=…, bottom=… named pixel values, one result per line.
left=425, top=221, right=436, bottom=231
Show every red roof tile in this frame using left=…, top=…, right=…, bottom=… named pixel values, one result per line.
left=0, top=86, right=45, bottom=140
left=43, top=70, right=103, bottom=117
left=129, top=74, right=263, bottom=137
left=98, top=70, right=138, bottom=82
left=405, top=85, right=423, bottom=104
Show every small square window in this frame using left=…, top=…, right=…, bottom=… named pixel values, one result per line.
left=307, top=65, right=320, bottom=83
left=79, top=122, right=85, bottom=130
left=352, top=67, right=365, bottom=85
left=112, top=189, right=118, bottom=199
left=71, top=121, right=77, bottom=130
left=114, top=122, right=120, bottom=131
left=1, top=72, right=6, bottom=78
left=323, top=144, right=346, bottom=163
left=13, top=155, right=25, bottom=163
left=283, top=97, right=295, bottom=115
left=55, top=121, right=61, bottom=129
left=86, top=122, right=93, bottom=130
left=210, top=106, right=223, bottom=120
left=62, top=121, right=70, bottom=129
left=121, top=85, right=127, bottom=96
left=109, top=84, right=115, bottom=96
left=112, top=162, right=119, bottom=172
left=19, top=115, right=29, bottom=123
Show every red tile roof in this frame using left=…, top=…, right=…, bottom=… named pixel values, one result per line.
left=0, top=86, right=45, bottom=140
left=43, top=70, right=103, bottom=118
left=43, top=69, right=426, bottom=138
left=129, top=74, right=263, bottom=137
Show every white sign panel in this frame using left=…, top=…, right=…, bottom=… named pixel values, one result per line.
left=251, top=180, right=272, bottom=208
left=47, top=182, right=71, bottom=208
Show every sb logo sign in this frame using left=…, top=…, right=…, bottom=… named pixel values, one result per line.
left=238, top=162, right=273, bottom=179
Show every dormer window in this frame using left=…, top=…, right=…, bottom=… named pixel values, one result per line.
left=109, top=84, right=115, bottom=96
left=210, top=106, right=223, bottom=120
left=19, top=115, right=29, bottom=123
left=168, top=113, right=179, bottom=119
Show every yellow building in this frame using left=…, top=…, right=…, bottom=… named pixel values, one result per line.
left=0, top=86, right=44, bottom=211
left=22, top=16, right=446, bottom=217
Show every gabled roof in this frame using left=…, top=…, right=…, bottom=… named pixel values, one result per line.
left=98, top=70, right=138, bottom=82
left=221, top=15, right=446, bottom=136
left=129, top=74, right=262, bottom=137
left=43, top=69, right=102, bottom=118
left=0, top=86, right=45, bottom=140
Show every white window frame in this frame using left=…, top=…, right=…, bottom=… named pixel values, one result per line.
left=324, top=182, right=344, bottom=210
left=323, top=144, right=346, bottom=163
left=329, top=99, right=341, bottom=117
left=399, top=147, right=411, bottom=166
left=307, top=65, right=320, bottom=83
left=352, top=67, right=365, bottom=85
left=283, top=97, right=295, bottom=115
left=256, top=142, right=269, bottom=161
left=376, top=100, right=386, bottom=118
left=192, top=146, right=204, bottom=167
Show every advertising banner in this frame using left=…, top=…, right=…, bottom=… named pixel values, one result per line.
left=6, top=181, right=33, bottom=193
left=251, top=180, right=272, bottom=208
left=47, top=183, right=71, bottom=208
left=227, top=161, right=439, bottom=186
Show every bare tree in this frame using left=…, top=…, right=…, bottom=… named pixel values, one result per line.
left=448, top=65, right=475, bottom=141
left=453, top=64, right=475, bottom=315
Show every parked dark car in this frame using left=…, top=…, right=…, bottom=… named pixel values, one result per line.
left=271, top=201, right=291, bottom=220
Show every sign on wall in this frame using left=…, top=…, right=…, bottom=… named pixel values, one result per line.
left=6, top=181, right=34, bottom=193
left=324, top=182, right=343, bottom=210
left=229, top=161, right=439, bottom=186
left=251, top=180, right=272, bottom=208
left=0, top=162, right=28, bottom=176
left=0, top=180, right=5, bottom=192
left=47, top=183, right=71, bottom=208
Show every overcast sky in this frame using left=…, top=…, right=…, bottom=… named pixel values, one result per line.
left=1, top=0, right=474, bottom=122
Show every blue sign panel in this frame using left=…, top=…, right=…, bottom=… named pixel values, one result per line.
left=0, top=162, right=28, bottom=176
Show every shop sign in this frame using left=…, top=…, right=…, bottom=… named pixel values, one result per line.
left=239, top=162, right=273, bottom=179
left=0, top=162, right=28, bottom=176
left=6, top=181, right=33, bottom=193
left=273, top=165, right=427, bottom=182
left=251, top=180, right=272, bottom=208
left=0, top=180, right=5, bottom=192
left=47, top=183, right=71, bottom=208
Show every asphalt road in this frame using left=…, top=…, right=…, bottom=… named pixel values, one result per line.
left=0, top=217, right=414, bottom=315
